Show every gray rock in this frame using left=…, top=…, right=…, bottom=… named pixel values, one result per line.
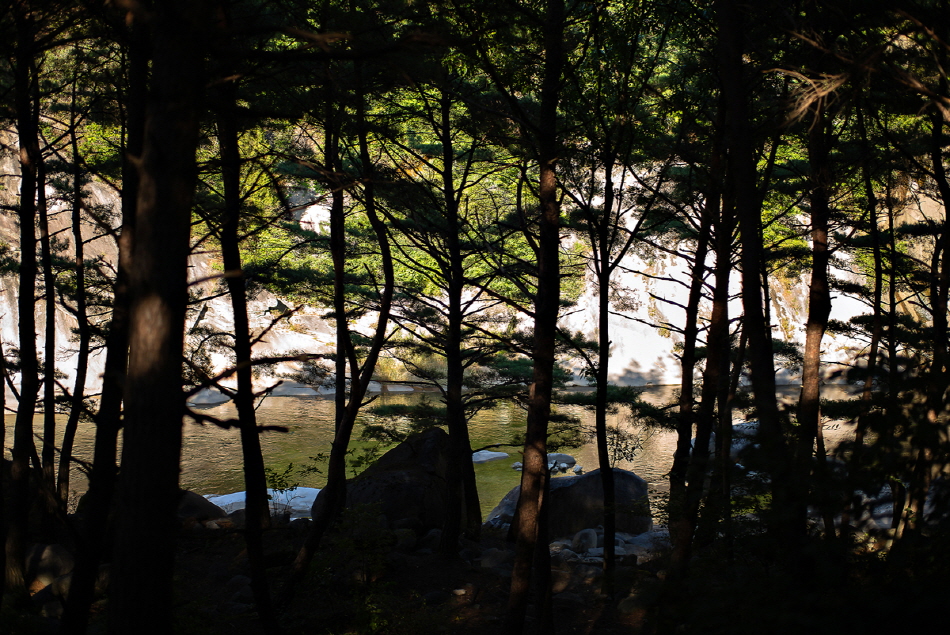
left=571, top=528, right=598, bottom=553
left=551, top=548, right=580, bottom=565
left=486, top=469, right=651, bottom=537
left=227, top=508, right=246, bottom=528
left=314, top=428, right=464, bottom=534
left=547, top=453, right=576, bottom=467
left=25, top=544, right=75, bottom=591
left=178, top=490, right=227, bottom=522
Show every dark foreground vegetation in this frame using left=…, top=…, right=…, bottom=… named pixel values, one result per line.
left=1, top=0, right=950, bottom=633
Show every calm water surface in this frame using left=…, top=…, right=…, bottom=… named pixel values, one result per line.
left=3, top=384, right=858, bottom=517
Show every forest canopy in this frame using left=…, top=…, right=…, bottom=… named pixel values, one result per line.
left=1, top=0, right=949, bottom=633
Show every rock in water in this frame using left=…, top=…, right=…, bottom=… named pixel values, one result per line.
left=177, top=490, right=227, bottom=522
left=312, top=427, right=463, bottom=533
left=472, top=450, right=509, bottom=463
left=547, top=453, right=576, bottom=468
left=485, top=468, right=651, bottom=537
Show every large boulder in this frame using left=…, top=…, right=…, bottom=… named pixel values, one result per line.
left=486, top=468, right=651, bottom=537
left=25, top=544, right=75, bottom=592
left=311, top=427, right=462, bottom=532
left=177, top=490, right=227, bottom=522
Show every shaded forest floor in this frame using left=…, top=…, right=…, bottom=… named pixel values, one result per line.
left=168, top=517, right=660, bottom=635
left=8, top=510, right=949, bottom=634
left=165, top=518, right=949, bottom=635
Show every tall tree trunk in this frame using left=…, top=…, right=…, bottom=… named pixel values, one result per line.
left=0, top=338, right=6, bottom=598
left=686, top=190, right=730, bottom=565
left=506, top=2, right=562, bottom=632
left=902, top=98, right=950, bottom=544
left=217, top=73, right=276, bottom=625
left=286, top=107, right=348, bottom=595
left=715, top=201, right=739, bottom=562
left=668, top=207, right=713, bottom=578
left=440, top=88, right=479, bottom=554
left=109, top=2, right=206, bottom=630
left=856, top=100, right=883, bottom=440
left=8, top=1, right=41, bottom=592
left=288, top=63, right=396, bottom=593
left=715, top=0, right=796, bottom=552
left=39, top=150, right=58, bottom=496
left=61, top=17, right=148, bottom=633
left=57, top=76, right=91, bottom=503
left=798, top=111, right=835, bottom=538
left=592, top=152, right=618, bottom=594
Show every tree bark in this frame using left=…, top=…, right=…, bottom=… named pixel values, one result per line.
left=798, top=110, right=835, bottom=538
left=440, top=86, right=479, bottom=554
left=287, top=60, right=396, bottom=594
left=8, top=1, right=42, bottom=592
left=217, top=72, right=276, bottom=625
left=109, top=2, right=207, bottom=630
left=38, top=146, right=58, bottom=496
left=668, top=206, right=713, bottom=578
left=506, top=2, right=562, bottom=631
left=715, top=0, right=796, bottom=552
left=61, top=16, right=148, bottom=633
left=57, top=70, right=92, bottom=504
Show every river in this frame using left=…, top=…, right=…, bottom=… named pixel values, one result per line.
left=3, top=384, right=858, bottom=518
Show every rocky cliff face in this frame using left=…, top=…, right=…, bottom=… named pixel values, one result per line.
left=559, top=246, right=868, bottom=387
left=0, top=136, right=868, bottom=409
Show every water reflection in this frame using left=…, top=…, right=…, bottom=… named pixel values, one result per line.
left=3, top=384, right=859, bottom=515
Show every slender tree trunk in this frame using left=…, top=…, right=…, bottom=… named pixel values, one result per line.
left=38, top=151, right=58, bottom=496
left=288, top=64, right=396, bottom=592
left=799, top=111, right=835, bottom=539
left=287, top=109, right=349, bottom=591
left=901, top=100, right=950, bottom=545
left=8, top=2, right=41, bottom=592
left=668, top=207, right=712, bottom=577
left=716, top=205, right=739, bottom=562
left=61, top=19, right=148, bottom=633
left=440, top=88, right=479, bottom=554
left=0, top=338, right=6, bottom=598
left=506, top=2, right=562, bottom=631
left=217, top=74, right=276, bottom=625
left=109, top=2, right=207, bottom=630
left=593, top=153, right=618, bottom=594
left=57, top=82, right=91, bottom=504
left=716, top=0, right=796, bottom=552
left=856, top=102, right=884, bottom=433
left=687, top=190, right=730, bottom=555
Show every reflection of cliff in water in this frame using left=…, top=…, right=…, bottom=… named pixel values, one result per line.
left=4, top=384, right=858, bottom=512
